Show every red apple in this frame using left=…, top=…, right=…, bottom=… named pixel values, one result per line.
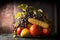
left=17, top=27, right=24, bottom=35
left=30, top=24, right=41, bottom=36
left=43, top=28, right=50, bottom=36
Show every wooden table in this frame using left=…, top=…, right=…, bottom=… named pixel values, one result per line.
left=0, top=33, right=58, bottom=40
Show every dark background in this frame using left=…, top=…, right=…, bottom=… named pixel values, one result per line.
left=0, top=0, right=58, bottom=38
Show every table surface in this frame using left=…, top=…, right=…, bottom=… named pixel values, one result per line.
left=0, top=33, right=58, bottom=40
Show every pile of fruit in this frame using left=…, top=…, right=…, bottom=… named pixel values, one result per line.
left=13, top=4, right=51, bottom=38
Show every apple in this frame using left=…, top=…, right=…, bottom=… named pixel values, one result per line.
left=42, top=28, right=50, bottom=36
left=30, top=24, right=41, bottom=36
left=17, top=27, right=24, bottom=35
left=20, top=28, right=30, bottom=37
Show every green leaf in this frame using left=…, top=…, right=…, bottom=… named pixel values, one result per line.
left=18, top=4, right=28, bottom=11
left=38, top=9, right=43, bottom=16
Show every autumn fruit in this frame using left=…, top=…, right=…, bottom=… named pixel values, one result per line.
left=20, top=28, right=30, bottom=37
left=42, top=28, right=50, bottom=36
left=17, top=27, right=24, bottom=35
left=27, top=23, right=32, bottom=29
left=29, top=24, right=41, bottom=36
left=28, top=18, right=49, bottom=28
